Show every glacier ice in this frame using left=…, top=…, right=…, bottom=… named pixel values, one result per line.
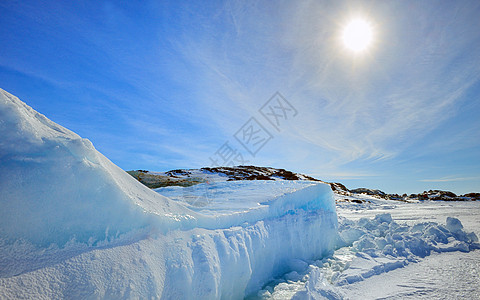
left=0, top=88, right=339, bottom=299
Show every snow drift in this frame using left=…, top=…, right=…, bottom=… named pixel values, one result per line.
left=0, top=88, right=338, bottom=299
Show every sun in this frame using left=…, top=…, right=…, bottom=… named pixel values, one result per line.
left=342, top=18, right=374, bottom=53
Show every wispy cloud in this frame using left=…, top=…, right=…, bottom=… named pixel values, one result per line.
left=310, top=171, right=378, bottom=181
left=167, top=0, right=480, bottom=170
left=420, top=176, right=480, bottom=183
left=279, top=1, right=480, bottom=165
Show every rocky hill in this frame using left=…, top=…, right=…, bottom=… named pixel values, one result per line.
left=127, top=166, right=323, bottom=189
left=127, top=166, right=478, bottom=201
left=344, top=188, right=479, bottom=202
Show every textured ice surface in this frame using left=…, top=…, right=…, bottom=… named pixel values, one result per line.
left=0, top=207, right=338, bottom=299
left=156, top=181, right=336, bottom=230
left=0, top=181, right=338, bottom=299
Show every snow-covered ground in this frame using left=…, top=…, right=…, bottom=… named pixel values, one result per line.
left=336, top=197, right=480, bottom=300
left=1, top=88, right=479, bottom=299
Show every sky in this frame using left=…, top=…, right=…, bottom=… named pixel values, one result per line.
left=1, top=0, right=479, bottom=194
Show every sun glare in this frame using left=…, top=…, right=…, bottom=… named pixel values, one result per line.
left=342, top=18, right=373, bottom=53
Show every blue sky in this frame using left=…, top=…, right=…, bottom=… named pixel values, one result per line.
left=1, top=0, right=479, bottom=194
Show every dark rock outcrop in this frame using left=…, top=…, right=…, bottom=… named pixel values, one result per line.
left=350, top=188, right=386, bottom=197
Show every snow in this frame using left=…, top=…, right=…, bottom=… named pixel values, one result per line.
left=340, top=251, right=480, bottom=299
left=1, top=88, right=479, bottom=299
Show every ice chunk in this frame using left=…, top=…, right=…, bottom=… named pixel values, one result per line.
left=446, top=217, right=463, bottom=233
left=292, top=267, right=343, bottom=299
left=286, top=259, right=309, bottom=273
left=374, top=213, right=393, bottom=224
